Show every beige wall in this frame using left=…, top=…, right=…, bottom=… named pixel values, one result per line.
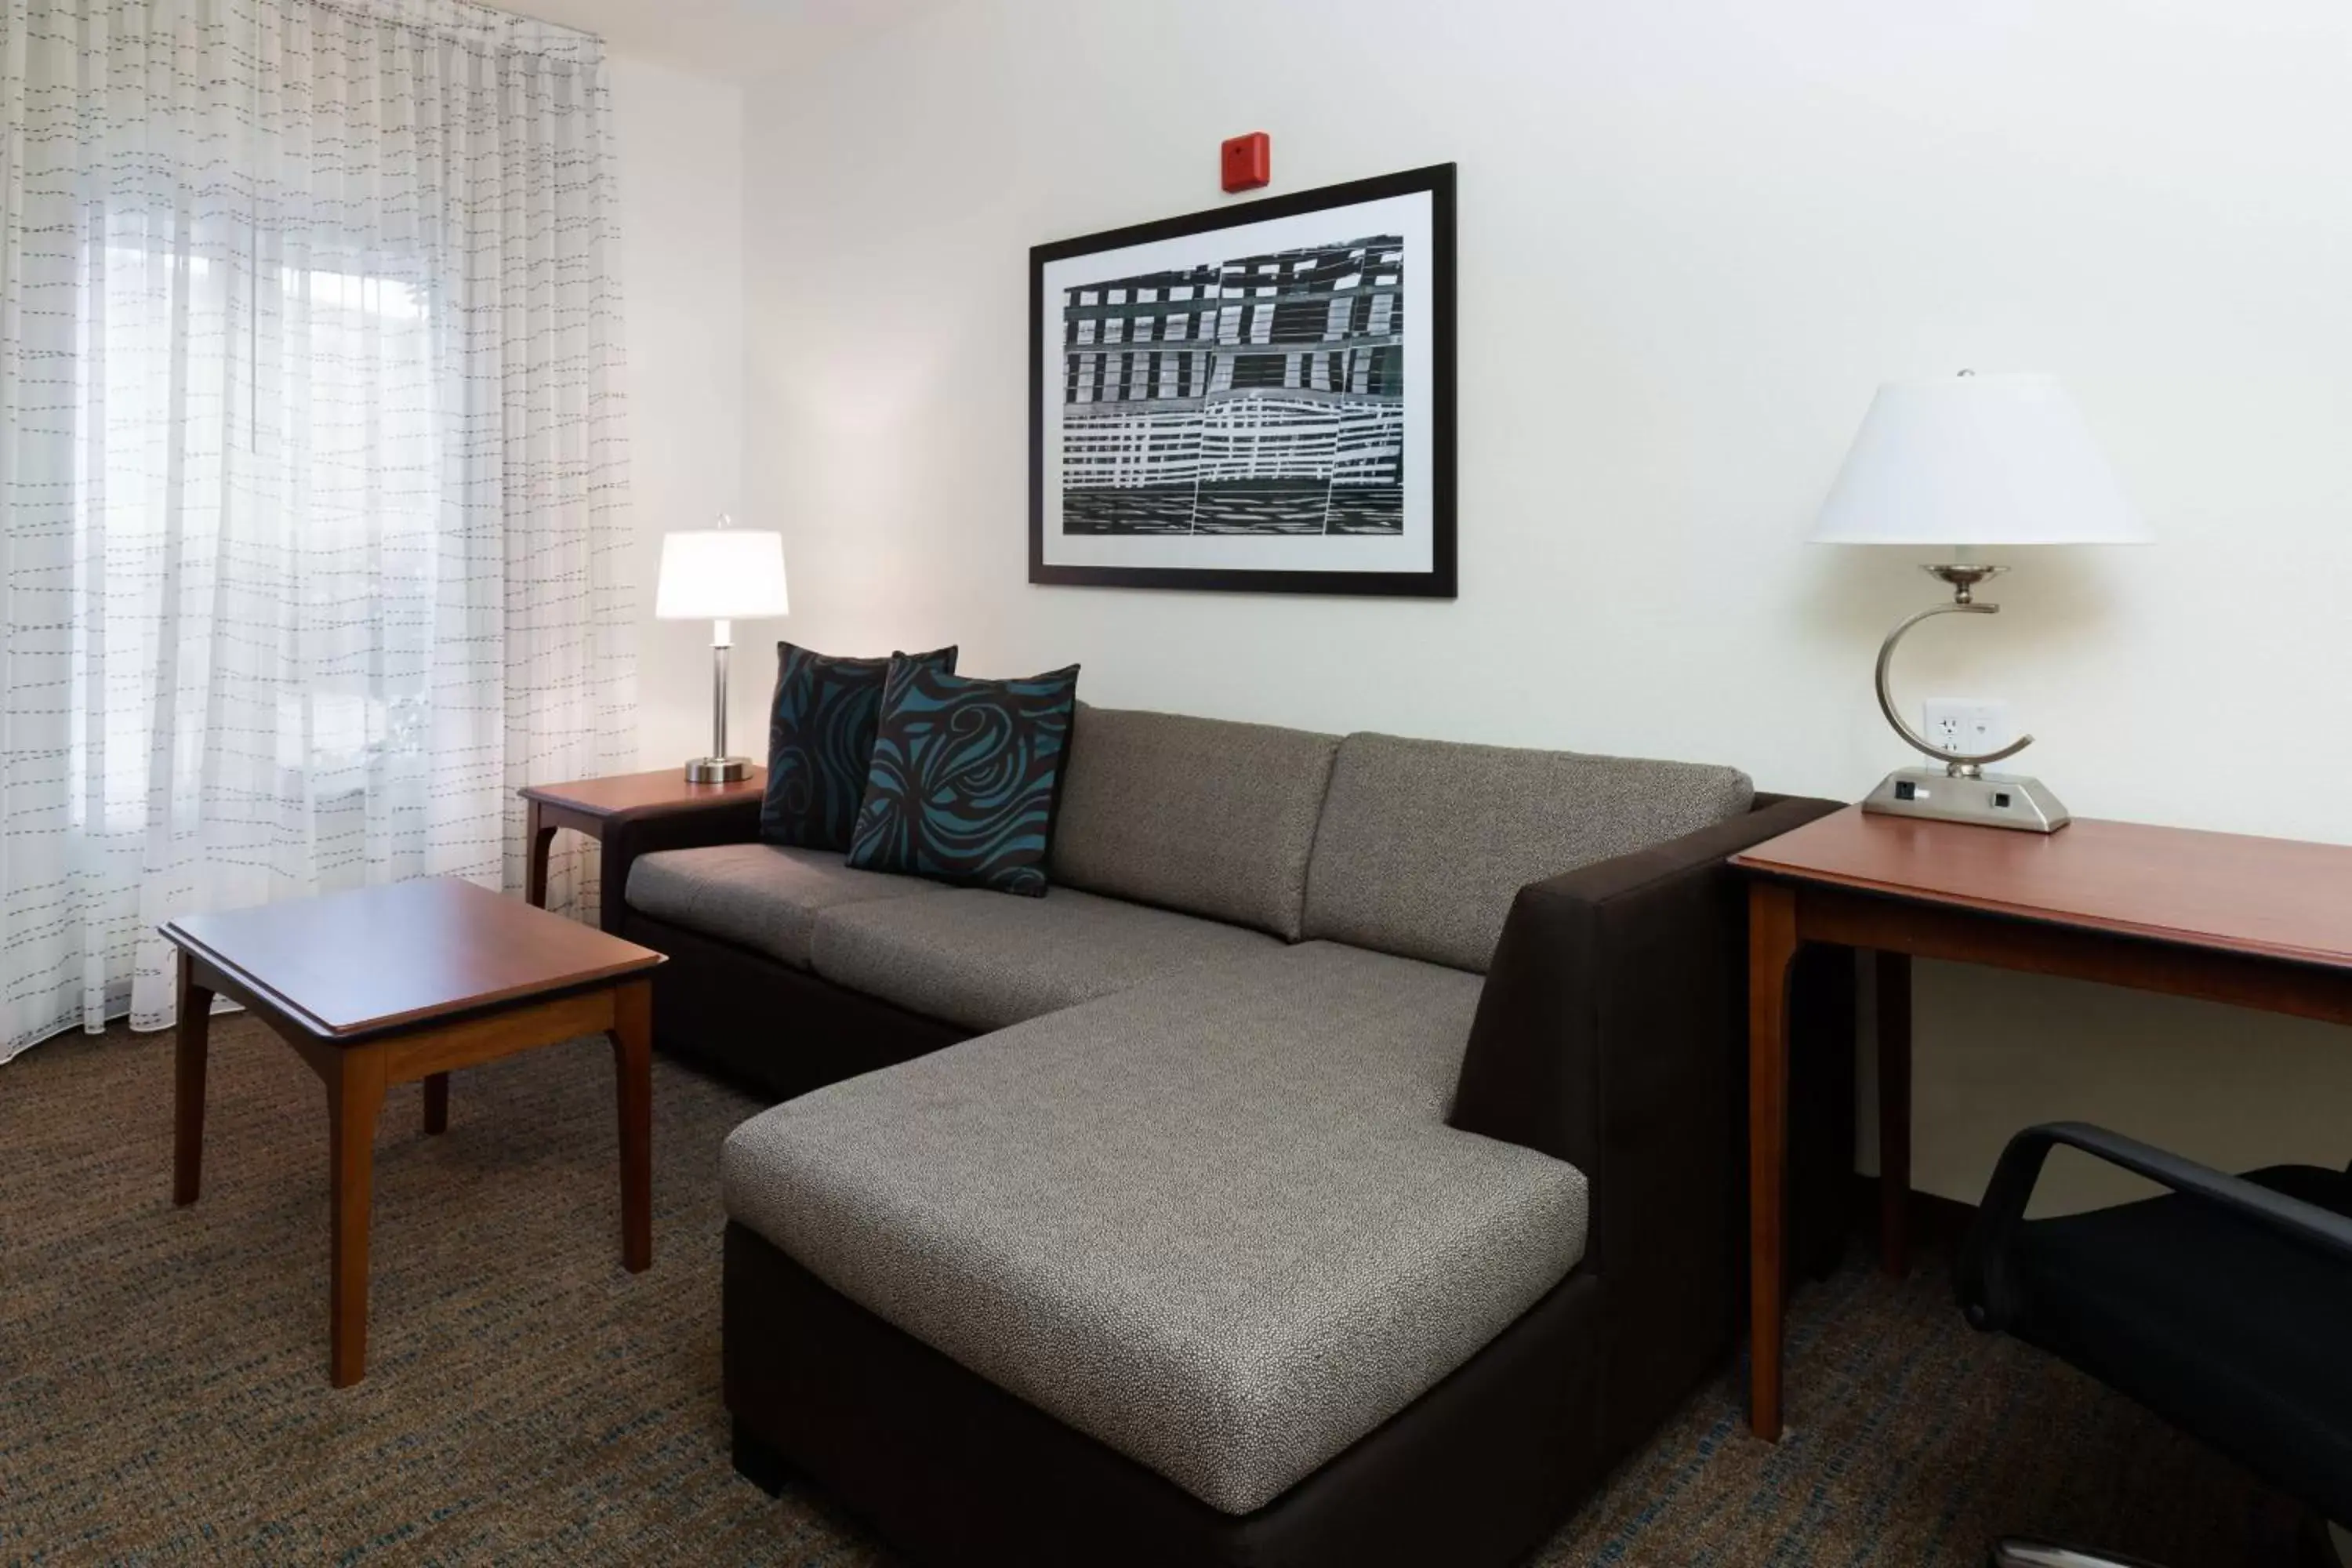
left=608, top=53, right=756, bottom=775
left=710, top=0, right=2351, bottom=1213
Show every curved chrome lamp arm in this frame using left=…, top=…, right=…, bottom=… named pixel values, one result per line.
left=1875, top=566, right=2036, bottom=777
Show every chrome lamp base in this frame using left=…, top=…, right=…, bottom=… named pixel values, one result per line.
left=1864, top=561, right=2073, bottom=834
left=682, top=625, right=749, bottom=786
left=1864, top=767, right=2071, bottom=833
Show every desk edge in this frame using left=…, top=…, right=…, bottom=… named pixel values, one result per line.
left=1728, top=855, right=2352, bottom=976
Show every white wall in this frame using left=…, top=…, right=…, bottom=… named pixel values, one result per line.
left=608, top=53, right=753, bottom=774
left=732, top=0, right=2352, bottom=1210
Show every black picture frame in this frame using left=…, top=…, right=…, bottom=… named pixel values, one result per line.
left=1029, top=163, right=1457, bottom=598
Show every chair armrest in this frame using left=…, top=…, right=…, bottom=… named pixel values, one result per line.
left=596, top=798, right=764, bottom=933
left=1958, top=1120, right=2352, bottom=1332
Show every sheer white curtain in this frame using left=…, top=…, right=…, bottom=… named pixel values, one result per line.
left=0, top=0, right=636, bottom=1063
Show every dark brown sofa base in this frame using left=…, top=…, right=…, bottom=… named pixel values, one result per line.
left=616, top=911, right=971, bottom=1103
left=723, top=1221, right=1607, bottom=1568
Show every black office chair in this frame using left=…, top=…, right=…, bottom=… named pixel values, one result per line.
left=1958, top=1121, right=2352, bottom=1568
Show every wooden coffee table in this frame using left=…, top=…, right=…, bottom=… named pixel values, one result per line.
left=162, top=878, right=668, bottom=1387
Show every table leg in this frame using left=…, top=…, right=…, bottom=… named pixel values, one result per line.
left=1878, top=951, right=1914, bottom=1279
left=1748, top=880, right=1799, bottom=1441
left=328, top=1051, right=388, bottom=1388
left=173, top=960, right=215, bottom=1207
left=422, top=1073, right=449, bottom=1135
left=609, top=978, right=653, bottom=1273
left=525, top=799, right=557, bottom=909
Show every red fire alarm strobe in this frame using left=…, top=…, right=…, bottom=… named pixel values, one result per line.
left=1221, top=132, right=1271, bottom=193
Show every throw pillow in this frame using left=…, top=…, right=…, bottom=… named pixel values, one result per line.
left=847, top=659, right=1082, bottom=897
left=760, top=642, right=959, bottom=851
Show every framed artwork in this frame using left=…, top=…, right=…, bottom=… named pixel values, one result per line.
left=1029, top=163, right=1457, bottom=597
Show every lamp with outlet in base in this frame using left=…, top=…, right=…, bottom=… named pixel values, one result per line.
left=1813, top=372, right=2151, bottom=833
left=655, top=517, right=789, bottom=783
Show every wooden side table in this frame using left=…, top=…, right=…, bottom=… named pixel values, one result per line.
left=520, top=766, right=768, bottom=909
left=163, top=878, right=667, bottom=1386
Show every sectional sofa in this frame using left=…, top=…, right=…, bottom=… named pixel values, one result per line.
left=602, top=705, right=1851, bottom=1567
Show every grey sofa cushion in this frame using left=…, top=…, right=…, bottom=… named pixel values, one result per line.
left=808, top=885, right=1280, bottom=1031
left=1303, top=733, right=1754, bottom=971
left=721, top=942, right=1588, bottom=1515
left=624, top=843, right=942, bottom=970
left=1049, top=705, right=1341, bottom=939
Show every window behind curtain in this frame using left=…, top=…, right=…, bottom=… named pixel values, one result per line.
left=0, top=0, right=636, bottom=1062
left=84, top=236, right=442, bottom=850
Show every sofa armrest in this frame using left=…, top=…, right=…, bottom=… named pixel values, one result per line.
left=1447, top=793, right=1848, bottom=1452
left=1450, top=794, right=1842, bottom=1163
left=597, top=797, right=764, bottom=933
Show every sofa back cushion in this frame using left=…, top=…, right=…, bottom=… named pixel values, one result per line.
left=1048, top=706, right=1340, bottom=940
left=1302, top=733, right=1754, bottom=971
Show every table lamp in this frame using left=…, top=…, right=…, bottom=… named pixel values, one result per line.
left=1813, top=372, right=2150, bottom=832
left=655, top=516, right=789, bottom=783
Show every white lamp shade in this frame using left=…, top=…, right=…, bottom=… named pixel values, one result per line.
left=655, top=529, right=789, bottom=620
left=1812, top=374, right=2151, bottom=547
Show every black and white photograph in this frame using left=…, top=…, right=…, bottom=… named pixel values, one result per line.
left=1029, top=165, right=1455, bottom=596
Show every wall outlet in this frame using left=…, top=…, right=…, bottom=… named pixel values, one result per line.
left=1922, top=698, right=2014, bottom=757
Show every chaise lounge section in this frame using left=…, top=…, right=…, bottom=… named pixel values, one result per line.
left=722, top=941, right=1579, bottom=1518
left=608, top=706, right=1851, bottom=1566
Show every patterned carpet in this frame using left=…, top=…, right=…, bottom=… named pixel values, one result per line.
left=0, top=1020, right=2299, bottom=1566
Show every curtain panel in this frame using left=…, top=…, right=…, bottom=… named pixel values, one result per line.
left=0, top=0, right=636, bottom=1062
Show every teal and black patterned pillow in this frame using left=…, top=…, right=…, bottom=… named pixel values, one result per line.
left=846, top=659, right=1082, bottom=897
left=760, top=642, right=959, bottom=851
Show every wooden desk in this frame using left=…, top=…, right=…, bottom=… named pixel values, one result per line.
left=519, top=766, right=767, bottom=908
left=1733, top=805, right=2352, bottom=1441
left=163, top=879, right=667, bottom=1387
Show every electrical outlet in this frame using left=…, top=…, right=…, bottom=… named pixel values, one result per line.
left=1922, top=698, right=2014, bottom=757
